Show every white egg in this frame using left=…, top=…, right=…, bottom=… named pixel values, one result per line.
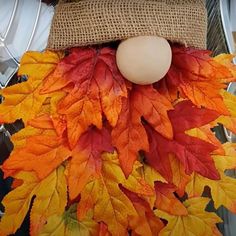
left=116, top=36, right=172, bottom=85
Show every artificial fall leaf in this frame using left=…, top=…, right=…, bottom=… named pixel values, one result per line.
left=40, top=47, right=127, bottom=148
left=156, top=197, right=222, bottom=236
left=159, top=47, right=232, bottom=114
left=154, top=181, right=188, bottom=216
left=121, top=187, right=164, bottom=236
left=98, top=222, right=111, bottom=236
left=0, top=51, right=63, bottom=124
left=111, top=97, right=149, bottom=177
left=140, top=164, right=167, bottom=208
left=186, top=143, right=236, bottom=213
left=112, top=84, right=173, bottom=177
left=214, top=90, right=236, bottom=134
left=2, top=131, right=71, bottom=179
left=68, top=126, right=114, bottom=200
left=0, top=166, right=67, bottom=236
left=186, top=124, right=225, bottom=155
left=77, top=152, right=153, bottom=236
left=169, top=154, right=191, bottom=197
left=213, top=54, right=236, bottom=80
left=145, top=100, right=220, bottom=182
left=39, top=205, right=98, bottom=236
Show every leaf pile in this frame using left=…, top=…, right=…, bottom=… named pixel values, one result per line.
left=1, top=46, right=236, bottom=235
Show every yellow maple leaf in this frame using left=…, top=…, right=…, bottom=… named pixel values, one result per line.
left=39, top=206, right=98, bottom=236
left=214, top=90, right=236, bottom=134
left=0, top=166, right=67, bottom=236
left=77, top=152, right=155, bottom=236
left=156, top=197, right=222, bottom=236
left=186, top=143, right=236, bottom=213
left=0, top=51, right=63, bottom=124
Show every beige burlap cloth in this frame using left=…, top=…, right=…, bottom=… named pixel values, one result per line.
left=47, top=0, right=207, bottom=50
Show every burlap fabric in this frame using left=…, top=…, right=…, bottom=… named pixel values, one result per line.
left=47, top=0, right=207, bottom=50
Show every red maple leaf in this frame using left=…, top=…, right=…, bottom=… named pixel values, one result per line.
left=145, top=100, right=220, bottom=181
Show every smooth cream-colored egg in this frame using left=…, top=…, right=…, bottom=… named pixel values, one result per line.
left=116, top=36, right=172, bottom=85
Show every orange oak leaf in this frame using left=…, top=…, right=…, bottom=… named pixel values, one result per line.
left=40, top=47, right=127, bottom=148
left=154, top=181, right=188, bottom=216
left=0, top=167, right=67, bottom=236
left=145, top=100, right=220, bottom=182
left=77, top=152, right=153, bottom=236
left=0, top=51, right=63, bottom=124
left=121, top=187, right=164, bottom=236
left=186, top=143, right=236, bottom=213
left=112, top=84, right=173, bottom=177
left=39, top=205, right=99, bottom=236
left=159, top=47, right=232, bottom=114
left=156, top=197, right=222, bottom=236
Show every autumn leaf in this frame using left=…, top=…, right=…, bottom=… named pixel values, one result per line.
left=39, top=205, right=98, bottom=236
left=111, top=97, right=149, bottom=177
left=40, top=47, right=127, bottom=148
left=140, top=164, right=167, bottom=208
left=159, top=47, right=232, bottom=114
left=156, top=197, right=222, bottom=236
left=186, top=124, right=225, bottom=155
left=169, top=154, right=191, bottom=197
left=155, top=181, right=188, bottom=216
left=68, top=127, right=114, bottom=200
left=121, top=187, right=164, bottom=236
left=98, top=222, right=111, bottom=236
left=0, top=51, right=63, bottom=124
left=2, top=131, right=71, bottom=179
left=186, top=143, right=236, bottom=213
left=145, top=100, right=220, bottom=181
left=215, top=90, right=236, bottom=134
left=112, top=84, right=173, bottom=177
left=77, top=152, right=153, bottom=236
left=0, top=166, right=67, bottom=236
left=213, top=54, right=236, bottom=80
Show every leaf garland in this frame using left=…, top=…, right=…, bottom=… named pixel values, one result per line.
left=1, top=45, right=236, bottom=235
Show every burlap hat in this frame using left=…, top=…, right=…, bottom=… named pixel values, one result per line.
left=47, top=0, right=207, bottom=50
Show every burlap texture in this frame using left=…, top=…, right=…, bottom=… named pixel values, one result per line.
left=47, top=0, right=207, bottom=50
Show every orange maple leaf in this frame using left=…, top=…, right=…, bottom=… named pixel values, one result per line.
left=40, top=47, right=127, bottom=148
left=121, top=186, right=164, bottom=236
left=158, top=47, right=232, bottom=114
left=68, top=126, right=114, bottom=200
left=112, top=84, right=173, bottom=177
left=154, top=181, right=187, bottom=216
left=2, top=129, right=71, bottom=179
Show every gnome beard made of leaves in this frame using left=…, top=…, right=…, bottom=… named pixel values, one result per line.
left=1, top=0, right=236, bottom=236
